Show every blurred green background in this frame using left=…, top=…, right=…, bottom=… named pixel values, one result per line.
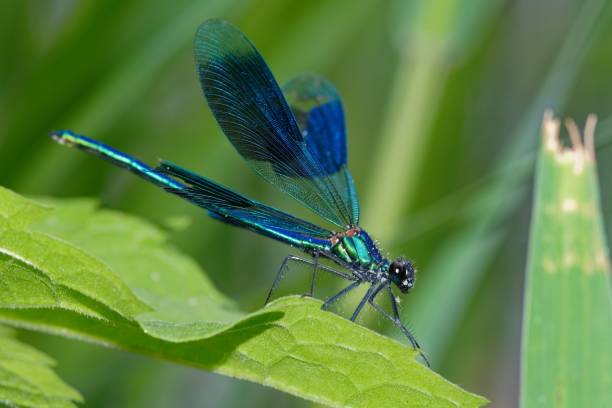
left=1, top=0, right=612, bottom=406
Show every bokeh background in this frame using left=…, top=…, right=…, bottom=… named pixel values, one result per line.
left=1, top=0, right=612, bottom=406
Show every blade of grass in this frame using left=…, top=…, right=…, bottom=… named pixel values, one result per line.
left=363, top=0, right=504, bottom=242
left=520, top=112, right=612, bottom=408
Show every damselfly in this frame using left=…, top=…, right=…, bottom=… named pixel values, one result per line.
left=51, top=19, right=429, bottom=366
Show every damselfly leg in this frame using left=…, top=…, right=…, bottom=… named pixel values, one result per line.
left=308, top=252, right=319, bottom=298
left=349, top=283, right=385, bottom=322
left=367, top=284, right=431, bottom=367
left=321, top=280, right=361, bottom=311
left=265, top=254, right=355, bottom=305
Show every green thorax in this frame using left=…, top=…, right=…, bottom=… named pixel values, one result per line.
left=331, top=230, right=382, bottom=269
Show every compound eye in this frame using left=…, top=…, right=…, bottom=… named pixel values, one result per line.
left=389, top=261, right=404, bottom=277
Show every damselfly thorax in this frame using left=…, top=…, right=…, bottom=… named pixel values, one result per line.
left=324, top=227, right=415, bottom=292
left=329, top=227, right=382, bottom=269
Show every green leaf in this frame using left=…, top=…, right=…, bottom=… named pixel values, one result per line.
left=0, top=298, right=487, bottom=408
left=0, top=186, right=488, bottom=407
left=521, top=112, right=612, bottom=408
left=0, top=191, right=148, bottom=322
left=0, top=325, right=82, bottom=408
left=31, top=198, right=242, bottom=342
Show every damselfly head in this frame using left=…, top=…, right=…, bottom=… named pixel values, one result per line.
left=388, top=257, right=415, bottom=293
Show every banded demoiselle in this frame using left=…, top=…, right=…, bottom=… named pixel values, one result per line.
left=50, top=19, right=429, bottom=366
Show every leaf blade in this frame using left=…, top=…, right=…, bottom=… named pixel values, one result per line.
left=0, top=186, right=488, bottom=407
left=0, top=297, right=487, bottom=408
left=520, top=113, right=612, bottom=407
left=0, top=326, right=82, bottom=408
